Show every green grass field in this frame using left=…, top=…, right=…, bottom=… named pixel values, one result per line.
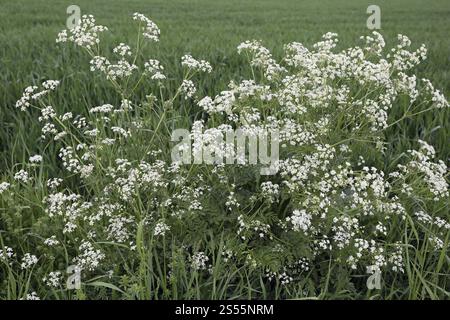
left=1, top=0, right=449, bottom=166
left=0, top=0, right=449, bottom=300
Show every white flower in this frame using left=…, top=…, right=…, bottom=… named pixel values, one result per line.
left=431, top=89, right=448, bottom=109
left=261, top=181, right=280, bottom=203
left=237, top=40, right=285, bottom=79
left=0, top=246, right=14, bottom=261
left=21, top=253, right=38, bottom=269
left=90, top=104, right=114, bottom=114
left=154, top=221, right=170, bottom=236
left=15, top=85, right=38, bottom=111
left=113, top=43, right=132, bottom=57
left=90, top=56, right=110, bottom=72
left=73, top=241, right=105, bottom=271
left=132, top=12, right=160, bottom=42
left=180, top=80, right=197, bottom=99
left=42, top=80, right=60, bottom=90
left=0, top=182, right=11, bottom=194
left=23, top=292, right=40, bottom=300
left=198, top=91, right=235, bottom=114
left=287, top=210, right=312, bottom=233
left=191, top=252, right=209, bottom=271
left=14, top=170, right=31, bottom=183
left=16, top=81, right=59, bottom=111
left=29, top=155, right=43, bottom=163
left=106, top=216, right=134, bottom=243
left=44, top=236, right=60, bottom=246
left=56, top=14, right=108, bottom=49
left=181, top=54, right=212, bottom=73
left=39, top=106, right=56, bottom=122
left=43, top=271, right=62, bottom=287
left=429, top=236, right=444, bottom=250
left=144, top=59, right=166, bottom=80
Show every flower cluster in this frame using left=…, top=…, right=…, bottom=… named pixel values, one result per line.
left=181, top=54, right=212, bottom=73
left=56, top=15, right=108, bottom=49
left=132, top=12, right=160, bottom=42
left=190, top=252, right=210, bottom=271
left=145, top=59, right=166, bottom=80
left=15, top=80, right=60, bottom=111
left=2, top=16, right=448, bottom=300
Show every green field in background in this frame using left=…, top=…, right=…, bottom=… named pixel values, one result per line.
left=0, top=0, right=449, bottom=169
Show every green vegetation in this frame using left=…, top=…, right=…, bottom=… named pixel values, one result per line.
left=0, top=0, right=448, bottom=300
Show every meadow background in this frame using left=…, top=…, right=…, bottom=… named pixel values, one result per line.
left=0, top=0, right=449, bottom=171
